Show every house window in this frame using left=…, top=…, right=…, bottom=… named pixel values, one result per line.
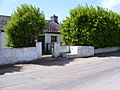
left=51, top=36, right=57, bottom=42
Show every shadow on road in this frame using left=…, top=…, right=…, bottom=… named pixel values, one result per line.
left=29, top=57, right=74, bottom=66
left=0, top=65, right=23, bottom=75
left=0, top=56, right=74, bottom=75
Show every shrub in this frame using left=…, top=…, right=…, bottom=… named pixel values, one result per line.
left=5, top=4, right=46, bottom=48
left=61, top=5, right=120, bottom=48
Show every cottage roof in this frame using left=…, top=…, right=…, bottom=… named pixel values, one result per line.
left=0, top=15, right=11, bottom=30
left=44, top=20, right=61, bottom=33
left=0, top=15, right=60, bottom=33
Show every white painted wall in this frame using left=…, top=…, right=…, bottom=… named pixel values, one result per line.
left=70, top=46, right=94, bottom=57
left=0, top=42, right=42, bottom=65
left=70, top=46, right=79, bottom=54
left=52, top=42, right=70, bottom=57
left=52, top=43, right=94, bottom=58
left=94, top=47, right=120, bottom=54
left=45, top=33, right=62, bottom=52
left=60, top=46, right=70, bottom=53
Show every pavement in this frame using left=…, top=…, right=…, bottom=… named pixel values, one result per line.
left=0, top=51, right=120, bottom=90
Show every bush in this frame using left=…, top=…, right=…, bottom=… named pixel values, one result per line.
left=61, top=5, right=120, bottom=48
left=5, top=4, right=46, bottom=48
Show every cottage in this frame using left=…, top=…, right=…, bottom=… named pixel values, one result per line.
left=38, top=15, right=62, bottom=54
left=0, top=15, right=62, bottom=54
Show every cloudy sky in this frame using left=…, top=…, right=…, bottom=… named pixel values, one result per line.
left=0, top=0, right=120, bottom=22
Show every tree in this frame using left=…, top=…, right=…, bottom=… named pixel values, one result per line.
left=61, top=5, right=120, bottom=48
left=5, top=4, right=46, bottom=48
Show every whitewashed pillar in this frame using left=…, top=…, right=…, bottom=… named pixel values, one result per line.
left=0, top=30, right=1, bottom=48
left=1, top=32, right=6, bottom=47
left=36, top=42, right=42, bottom=59
left=52, top=42, right=61, bottom=57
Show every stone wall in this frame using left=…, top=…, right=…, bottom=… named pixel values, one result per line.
left=52, top=43, right=94, bottom=58
left=52, top=42, right=70, bottom=57
left=0, top=42, right=42, bottom=65
left=69, top=46, right=94, bottom=58
left=94, top=47, right=120, bottom=54
left=53, top=42, right=120, bottom=58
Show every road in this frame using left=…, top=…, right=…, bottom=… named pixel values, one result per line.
left=0, top=52, right=120, bottom=90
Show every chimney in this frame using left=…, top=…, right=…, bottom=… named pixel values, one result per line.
left=50, top=15, right=58, bottom=23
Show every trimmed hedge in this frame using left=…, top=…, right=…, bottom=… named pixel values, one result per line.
left=5, top=4, right=46, bottom=48
left=61, top=5, right=120, bottom=48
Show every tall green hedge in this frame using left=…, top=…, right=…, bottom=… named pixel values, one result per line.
left=61, top=5, right=120, bottom=48
left=5, top=4, right=46, bottom=48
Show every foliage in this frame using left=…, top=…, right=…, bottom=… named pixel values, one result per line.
left=5, top=4, right=46, bottom=48
left=61, top=5, right=120, bottom=48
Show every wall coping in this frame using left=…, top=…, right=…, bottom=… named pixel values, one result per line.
left=94, top=47, right=120, bottom=54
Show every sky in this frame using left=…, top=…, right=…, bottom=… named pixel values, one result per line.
left=0, top=0, right=120, bottom=22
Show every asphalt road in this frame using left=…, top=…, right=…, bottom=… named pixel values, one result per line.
left=0, top=52, right=120, bottom=90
